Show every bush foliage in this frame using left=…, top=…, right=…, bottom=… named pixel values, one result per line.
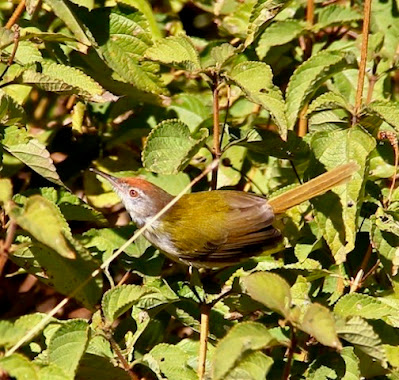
left=0, top=0, right=399, bottom=379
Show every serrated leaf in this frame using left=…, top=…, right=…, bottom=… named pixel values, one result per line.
left=315, top=5, right=362, bottom=30
left=307, top=91, right=351, bottom=116
left=310, top=126, right=375, bottom=263
left=10, top=195, right=75, bottom=259
left=300, top=303, right=342, bottom=349
left=208, top=43, right=236, bottom=69
left=22, top=61, right=108, bottom=102
left=212, top=322, right=276, bottom=380
left=367, top=100, right=399, bottom=132
left=145, top=34, right=201, bottom=72
left=227, top=61, right=288, bottom=138
left=245, top=0, right=287, bottom=48
left=4, top=139, right=64, bottom=187
left=102, top=284, right=151, bottom=322
left=334, top=294, right=396, bottom=320
left=142, top=119, right=208, bottom=174
left=0, top=27, right=14, bottom=48
left=286, top=50, right=355, bottom=129
left=0, top=90, right=26, bottom=126
left=48, top=319, right=89, bottom=377
left=86, top=5, right=166, bottom=95
left=0, top=321, right=26, bottom=348
left=42, top=0, right=91, bottom=46
left=11, top=240, right=102, bottom=309
left=341, top=347, right=361, bottom=380
left=256, top=20, right=304, bottom=59
left=5, top=41, right=43, bottom=65
left=76, top=353, right=131, bottom=380
left=242, top=272, right=291, bottom=318
left=0, top=353, right=39, bottom=380
left=146, top=343, right=198, bottom=380
left=337, top=316, right=387, bottom=364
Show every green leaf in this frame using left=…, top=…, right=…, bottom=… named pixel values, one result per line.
left=169, top=93, right=210, bottom=132
left=336, top=316, right=387, bottom=364
left=145, top=34, right=201, bottom=72
left=334, top=294, right=396, bottom=320
left=76, top=353, right=131, bottom=380
left=370, top=209, right=399, bottom=287
left=0, top=178, right=12, bottom=206
left=102, top=284, right=151, bottom=322
left=256, top=20, right=304, bottom=59
left=48, top=319, right=89, bottom=377
left=341, top=347, right=361, bottom=380
left=10, top=195, right=75, bottom=259
left=224, top=351, right=273, bottom=380
left=315, top=5, right=362, bottom=30
left=367, top=100, right=399, bottom=132
left=4, top=139, right=64, bottom=188
left=286, top=50, right=355, bottom=129
left=300, top=303, right=342, bottom=349
left=146, top=343, right=198, bottom=380
left=227, top=61, right=288, bottom=138
left=206, top=43, right=236, bottom=70
left=0, top=89, right=26, bottom=126
left=0, top=321, right=26, bottom=348
left=118, top=0, right=162, bottom=40
left=242, top=272, right=291, bottom=318
left=69, top=0, right=94, bottom=10
left=310, top=126, right=375, bottom=263
left=72, top=101, right=85, bottom=134
left=142, top=119, right=209, bottom=174
left=38, top=363, right=71, bottom=380
left=11, top=240, right=102, bottom=309
left=87, top=5, right=166, bottom=95
left=22, top=61, right=109, bottom=102
left=42, top=0, right=92, bottom=46
left=212, top=322, right=276, bottom=380
left=0, top=354, right=39, bottom=380
left=307, top=91, right=351, bottom=116
left=245, top=0, right=287, bottom=48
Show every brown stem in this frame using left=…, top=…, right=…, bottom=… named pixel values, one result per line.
left=211, top=75, right=221, bottom=190
left=350, top=244, right=372, bottom=293
left=353, top=0, right=372, bottom=124
left=0, top=220, right=17, bottom=277
left=5, top=0, right=26, bottom=29
left=117, top=270, right=131, bottom=286
left=378, top=131, right=399, bottom=206
left=298, top=104, right=308, bottom=137
left=66, top=95, right=77, bottom=111
left=198, top=303, right=210, bottom=380
left=109, top=337, right=139, bottom=380
left=306, top=0, right=314, bottom=26
left=282, top=328, right=296, bottom=380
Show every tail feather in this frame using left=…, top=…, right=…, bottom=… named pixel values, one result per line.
left=268, top=162, right=359, bottom=214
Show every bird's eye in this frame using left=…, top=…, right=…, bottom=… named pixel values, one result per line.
left=129, top=189, right=138, bottom=198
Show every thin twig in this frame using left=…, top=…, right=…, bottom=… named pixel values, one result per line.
left=282, top=327, right=296, bottom=380
left=5, top=159, right=219, bottom=357
left=298, top=105, right=308, bottom=137
left=353, top=0, right=372, bottom=124
left=198, top=303, right=210, bottom=380
left=5, top=0, right=26, bottom=29
left=0, top=26, right=20, bottom=83
left=211, top=74, right=221, bottom=190
left=109, top=336, right=139, bottom=380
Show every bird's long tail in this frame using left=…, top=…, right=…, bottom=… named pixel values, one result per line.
left=268, top=162, right=359, bottom=214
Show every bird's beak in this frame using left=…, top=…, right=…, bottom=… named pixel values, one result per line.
left=89, top=168, right=121, bottom=189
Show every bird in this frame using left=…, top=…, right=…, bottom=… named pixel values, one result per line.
left=90, top=162, right=358, bottom=269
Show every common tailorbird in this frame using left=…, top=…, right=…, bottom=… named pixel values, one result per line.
left=90, top=162, right=358, bottom=268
